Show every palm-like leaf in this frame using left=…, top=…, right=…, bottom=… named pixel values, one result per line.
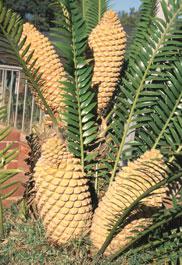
left=109, top=211, right=182, bottom=263
left=84, top=0, right=110, bottom=34
left=135, top=61, right=182, bottom=158
left=127, top=0, right=158, bottom=61
left=106, top=0, right=182, bottom=183
left=59, top=0, right=98, bottom=168
left=51, top=0, right=73, bottom=75
left=0, top=1, right=58, bottom=128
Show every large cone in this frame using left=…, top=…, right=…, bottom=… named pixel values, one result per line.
left=90, top=149, right=166, bottom=255
left=34, top=137, right=93, bottom=245
left=21, top=23, right=67, bottom=115
left=88, top=11, right=126, bottom=114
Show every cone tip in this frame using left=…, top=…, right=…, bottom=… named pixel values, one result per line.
left=23, top=22, right=35, bottom=32
left=103, top=10, right=118, bottom=20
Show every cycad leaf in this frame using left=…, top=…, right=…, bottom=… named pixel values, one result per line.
left=51, top=0, right=73, bottom=74
left=127, top=0, right=158, bottom=61
left=107, top=0, right=182, bottom=184
left=135, top=61, right=182, bottom=158
left=60, top=0, right=98, bottom=169
left=85, top=0, right=110, bottom=35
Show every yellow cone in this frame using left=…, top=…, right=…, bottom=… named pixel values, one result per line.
left=34, top=136, right=93, bottom=245
left=88, top=11, right=126, bottom=114
left=90, top=149, right=166, bottom=255
left=20, top=23, right=67, bottom=115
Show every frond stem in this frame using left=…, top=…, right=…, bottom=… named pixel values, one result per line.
left=82, top=0, right=86, bottom=19
left=72, top=32, right=85, bottom=170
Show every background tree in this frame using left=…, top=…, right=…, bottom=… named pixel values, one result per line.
left=118, top=8, right=140, bottom=45
left=4, top=0, right=55, bottom=31
left=119, top=8, right=139, bottom=27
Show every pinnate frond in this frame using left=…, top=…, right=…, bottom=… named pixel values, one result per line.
left=106, top=0, right=182, bottom=184
left=85, top=0, right=110, bottom=35
left=60, top=0, right=98, bottom=168
left=128, top=0, right=158, bottom=61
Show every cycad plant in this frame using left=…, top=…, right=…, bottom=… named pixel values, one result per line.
left=0, top=0, right=181, bottom=262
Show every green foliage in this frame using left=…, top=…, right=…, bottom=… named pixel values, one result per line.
left=136, top=61, right=182, bottom=157
left=51, top=0, right=73, bottom=74
left=128, top=0, right=158, bottom=61
left=59, top=0, right=98, bottom=168
left=119, top=8, right=139, bottom=28
left=122, top=197, right=182, bottom=265
left=120, top=226, right=182, bottom=265
left=137, top=228, right=182, bottom=264
left=83, top=0, right=110, bottom=35
left=106, top=0, right=182, bottom=183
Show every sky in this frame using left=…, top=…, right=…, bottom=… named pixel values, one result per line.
left=112, top=0, right=141, bottom=12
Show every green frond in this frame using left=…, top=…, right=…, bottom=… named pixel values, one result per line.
left=77, top=0, right=90, bottom=21
left=127, top=0, right=158, bottom=61
left=106, top=0, right=182, bottom=184
left=51, top=0, right=73, bottom=75
left=60, top=0, right=98, bottom=169
left=84, top=0, right=110, bottom=35
left=0, top=2, right=58, bottom=128
left=145, top=228, right=182, bottom=264
left=134, top=61, right=182, bottom=158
